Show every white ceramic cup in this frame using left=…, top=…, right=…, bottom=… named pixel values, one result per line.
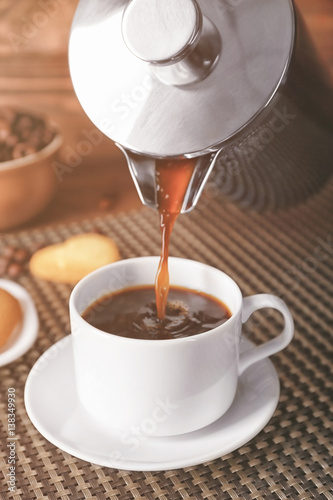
left=70, top=257, right=294, bottom=437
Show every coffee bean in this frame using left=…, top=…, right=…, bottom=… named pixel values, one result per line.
left=98, top=193, right=118, bottom=211
left=29, top=130, right=43, bottom=148
left=13, top=114, right=33, bottom=137
left=0, top=257, right=9, bottom=275
left=42, top=129, right=54, bottom=145
left=7, top=263, right=22, bottom=278
left=12, top=143, right=37, bottom=159
left=0, top=107, right=55, bottom=163
left=30, top=242, right=46, bottom=252
left=20, top=129, right=33, bottom=141
left=92, top=227, right=105, bottom=236
left=13, top=248, right=29, bottom=264
left=0, top=245, right=31, bottom=277
left=0, top=120, right=11, bottom=141
left=0, top=107, right=15, bottom=124
left=5, top=134, right=19, bottom=148
left=3, top=246, right=16, bottom=259
left=17, top=115, right=34, bottom=131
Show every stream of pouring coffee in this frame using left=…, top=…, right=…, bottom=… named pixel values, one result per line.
left=155, top=158, right=196, bottom=319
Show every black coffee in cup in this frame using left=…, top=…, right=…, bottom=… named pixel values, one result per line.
left=82, top=285, right=231, bottom=340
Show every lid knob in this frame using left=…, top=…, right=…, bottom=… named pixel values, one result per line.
left=122, top=0, right=201, bottom=64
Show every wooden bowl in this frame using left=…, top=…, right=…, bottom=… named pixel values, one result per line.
left=0, top=128, right=62, bottom=231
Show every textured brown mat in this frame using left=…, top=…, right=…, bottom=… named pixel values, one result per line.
left=0, top=179, right=332, bottom=500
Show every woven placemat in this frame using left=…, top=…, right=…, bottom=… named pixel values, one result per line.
left=0, top=179, right=332, bottom=500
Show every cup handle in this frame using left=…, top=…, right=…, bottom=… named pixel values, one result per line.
left=238, top=294, right=294, bottom=375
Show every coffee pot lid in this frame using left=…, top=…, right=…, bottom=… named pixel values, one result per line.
left=69, top=0, right=294, bottom=157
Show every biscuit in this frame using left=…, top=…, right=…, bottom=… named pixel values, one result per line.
left=0, top=289, right=23, bottom=351
left=29, top=233, right=121, bottom=284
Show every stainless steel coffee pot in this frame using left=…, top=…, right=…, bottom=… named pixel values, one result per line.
left=69, top=0, right=333, bottom=211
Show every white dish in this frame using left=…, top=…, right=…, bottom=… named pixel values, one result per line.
left=0, top=279, right=39, bottom=366
left=25, top=335, right=280, bottom=471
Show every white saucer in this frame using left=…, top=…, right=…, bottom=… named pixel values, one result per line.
left=25, top=336, right=280, bottom=471
left=0, top=279, right=39, bottom=367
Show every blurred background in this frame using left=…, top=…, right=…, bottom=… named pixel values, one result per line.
left=0, top=0, right=332, bottom=230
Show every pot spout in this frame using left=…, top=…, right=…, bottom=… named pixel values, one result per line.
left=117, top=145, right=222, bottom=213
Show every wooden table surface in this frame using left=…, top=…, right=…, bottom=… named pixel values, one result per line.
left=0, top=0, right=332, bottom=232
